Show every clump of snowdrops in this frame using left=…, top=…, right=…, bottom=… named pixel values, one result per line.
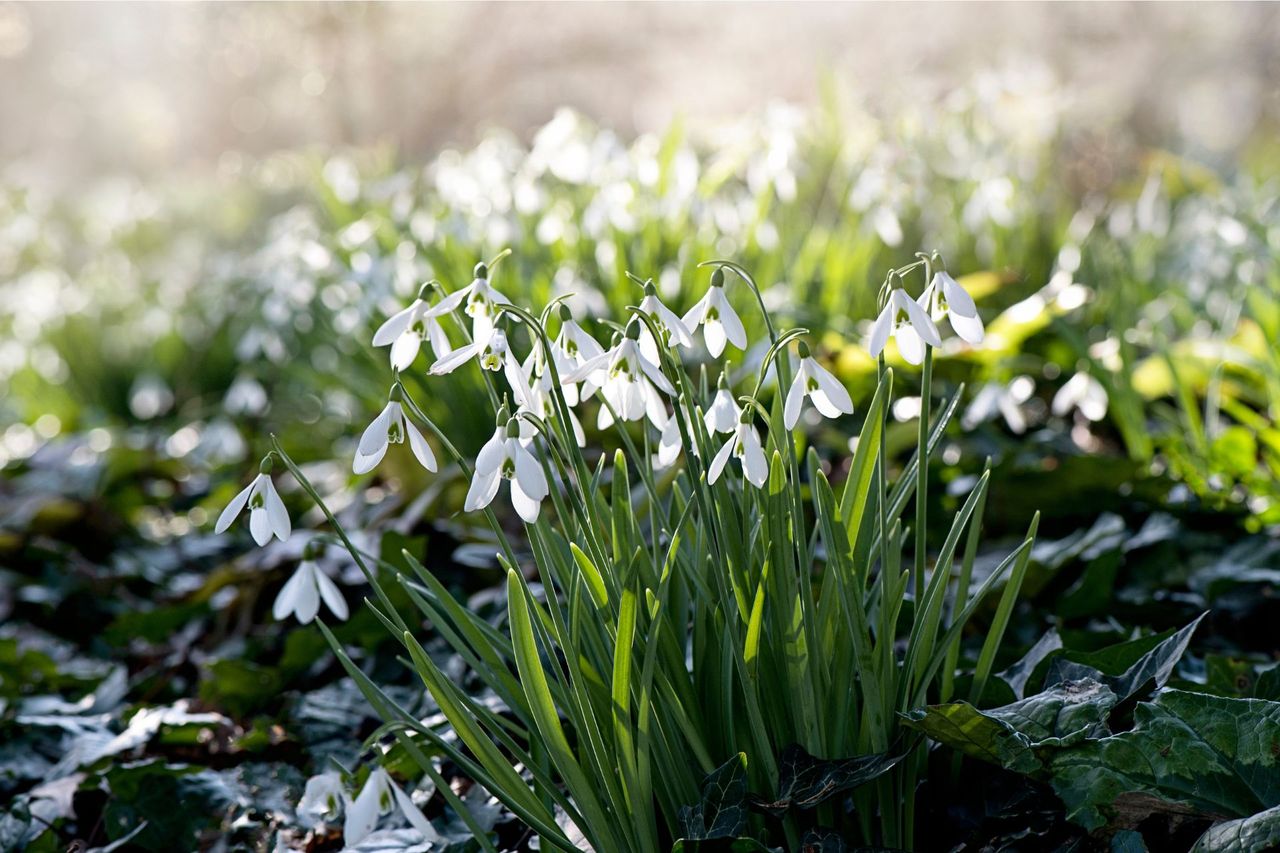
left=216, top=250, right=1038, bottom=850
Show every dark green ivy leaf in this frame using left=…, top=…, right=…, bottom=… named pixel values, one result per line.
left=748, top=744, right=902, bottom=817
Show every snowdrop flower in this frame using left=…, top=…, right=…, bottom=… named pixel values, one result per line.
left=509, top=356, right=586, bottom=447
left=962, top=377, right=1036, bottom=434
left=214, top=457, right=290, bottom=546
left=273, top=556, right=348, bottom=624
left=570, top=322, right=675, bottom=429
left=783, top=342, right=854, bottom=429
left=637, top=280, right=693, bottom=362
left=1052, top=371, right=1108, bottom=422
left=656, top=415, right=684, bottom=468
left=425, top=262, right=510, bottom=341
left=921, top=271, right=985, bottom=345
left=547, top=306, right=606, bottom=405
left=868, top=287, right=943, bottom=365
left=428, top=327, right=509, bottom=375
left=372, top=282, right=453, bottom=371
left=354, top=391, right=437, bottom=474
left=464, top=419, right=549, bottom=523
left=297, top=771, right=345, bottom=827
left=682, top=268, right=747, bottom=357
left=708, top=412, right=768, bottom=488
left=704, top=374, right=741, bottom=434
left=344, top=767, right=438, bottom=846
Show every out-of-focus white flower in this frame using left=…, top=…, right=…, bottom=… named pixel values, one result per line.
left=425, top=262, right=510, bottom=341
left=354, top=398, right=437, bottom=474
left=273, top=558, right=348, bottom=624
left=464, top=421, right=550, bottom=523
left=569, top=323, right=675, bottom=429
left=638, top=281, right=693, bottom=362
left=922, top=271, right=985, bottom=345
left=214, top=464, right=290, bottom=546
left=428, top=328, right=509, bottom=375
left=783, top=342, right=854, bottom=429
left=683, top=268, right=747, bottom=357
left=372, top=283, right=453, bottom=371
left=962, top=377, right=1036, bottom=434
left=656, top=415, right=684, bottom=468
left=344, top=767, right=438, bottom=846
left=705, top=381, right=741, bottom=435
left=1052, top=371, right=1108, bottom=422
left=868, top=288, right=943, bottom=365
left=297, top=771, right=345, bottom=827
left=708, top=416, right=768, bottom=488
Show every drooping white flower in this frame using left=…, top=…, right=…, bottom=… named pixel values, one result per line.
left=637, top=281, right=694, bottom=362
left=656, top=414, right=684, bottom=468
left=464, top=421, right=550, bottom=523
left=354, top=398, right=437, bottom=474
left=1052, top=371, right=1108, bottom=422
left=508, top=355, right=586, bottom=447
left=868, top=288, right=943, bottom=365
left=214, top=465, right=290, bottom=546
left=273, top=559, right=348, bottom=624
left=297, top=771, right=346, bottom=826
left=547, top=308, right=606, bottom=405
left=922, top=271, right=984, bottom=345
left=962, top=377, right=1036, bottom=434
left=682, top=268, right=747, bottom=357
left=569, top=323, right=675, bottom=429
left=371, top=283, right=453, bottom=371
left=344, top=767, right=439, bottom=846
left=704, top=378, right=741, bottom=435
left=428, top=327, right=509, bottom=375
left=708, top=416, right=768, bottom=488
left=783, top=342, right=854, bottom=429
left=424, top=262, right=510, bottom=341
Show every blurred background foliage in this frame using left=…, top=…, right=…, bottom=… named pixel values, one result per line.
left=2, top=3, right=1280, bottom=850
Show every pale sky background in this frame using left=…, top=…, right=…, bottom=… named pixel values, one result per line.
left=1, top=2, right=1277, bottom=183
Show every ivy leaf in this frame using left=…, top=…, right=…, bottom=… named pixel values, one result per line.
left=1049, top=690, right=1280, bottom=831
left=748, top=744, right=902, bottom=817
left=677, top=753, right=750, bottom=840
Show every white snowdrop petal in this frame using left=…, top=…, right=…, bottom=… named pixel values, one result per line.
left=404, top=421, right=438, bottom=472
left=372, top=302, right=419, bottom=347
left=426, top=317, right=452, bottom=359
left=389, top=332, right=423, bottom=372
left=314, top=568, right=349, bottom=621
left=739, top=428, right=768, bottom=487
left=273, top=564, right=308, bottom=621
left=424, top=287, right=468, bottom=316
left=391, top=782, right=440, bottom=841
left=474, top=429, right=506, bottom=477
left=811, top=362, right=854, bottom=415
left=249, top=509, right=273, bottom=547
left=707, top=437, right=735, bottom=485
left=783, top=372, right=806, bottom=429
left=428, top=343, right=480, bottom=375
left=357, top=404, right=395, bottom=457
left=896, top=324, right=924, bottom=365
left=868, top=305, right=893, bottom=358
left=937, top=272, right=978, bottom=316
left=949, top=311, right=985, bottom=345
left=704, top=319, right=727, bottom=358
left=464, top=466, right=503, bottom=512
left=262, top=481, right=291, bottom=542
left=715, top=291, right=748, bottom=350
left=214, top=481, right=254, bottom=534
left=902, top=294, right=943, bottom=348
left=293, top=567, right=322, bottom=624
left=353, top=444, right=388, bottom=475
left=514, top=445, right=548, bottom=501
left=509, top=478, right=541, bottom=523
left=638, top=356, right=675, bottom=396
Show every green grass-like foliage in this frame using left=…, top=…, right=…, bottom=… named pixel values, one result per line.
left=275, top=257, right=1041, bottom=850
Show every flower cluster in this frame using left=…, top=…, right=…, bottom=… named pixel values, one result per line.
left=212, top=256, right=984, bottom=607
